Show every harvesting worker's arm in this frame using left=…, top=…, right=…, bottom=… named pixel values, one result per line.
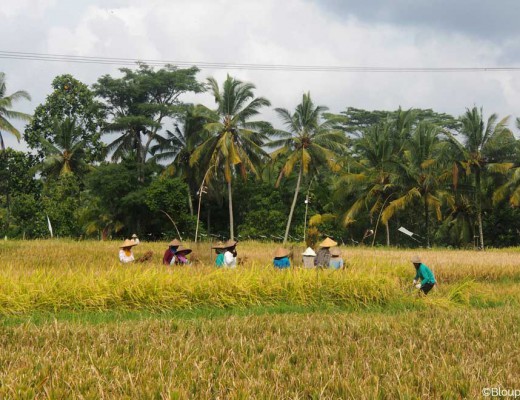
left=411, top=255, right=436, bottom=295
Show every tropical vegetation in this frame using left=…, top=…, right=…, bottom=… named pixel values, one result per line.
left=1, top=66, right=520, bottom=248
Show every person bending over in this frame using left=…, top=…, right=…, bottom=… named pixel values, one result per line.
left=411, top=255, right=436, bottom=295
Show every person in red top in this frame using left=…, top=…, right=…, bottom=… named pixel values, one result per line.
left=162, top=239, right=181, bottom=265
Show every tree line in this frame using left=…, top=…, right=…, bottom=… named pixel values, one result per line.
left=1, top=65, right=520, bottom=248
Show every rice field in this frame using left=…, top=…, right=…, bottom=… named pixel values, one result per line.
left=0, top=239, right=519, bottom=398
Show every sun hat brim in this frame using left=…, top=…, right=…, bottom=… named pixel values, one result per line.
left=302, top=247, right=317, bottom=256
left=411, top=255, right=422, bottom=264
left=223, top=239, right=238, bottom=248
left=319, top=237, right=338, bottom=247
left=176, top=246, right=192, bottom=255
left=330, top=248, right=341, bottom=257
left=119, top=239, right=137, bottom=248
left=274, top=248, right=289, bottom=258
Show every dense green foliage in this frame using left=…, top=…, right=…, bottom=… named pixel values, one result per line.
left=1, top=67, right=520, bottom=246
left=24, top=74, right=105, bottom=162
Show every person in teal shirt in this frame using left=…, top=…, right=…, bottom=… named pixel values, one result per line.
left=411, top=255, right=436, bottom=294
left=273, top=248, right=291, bottom=269
left=212, top=242, right=225, bottom=267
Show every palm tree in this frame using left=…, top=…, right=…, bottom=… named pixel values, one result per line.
left=445, top=193, right=476, bottom=247
left=104, top=115, right=158, bottom=181
left=339, top=122, right=400, bottom=245
left=38, top=118, right=89, bottom=178
left=494, top=166, right=520, bottom=207
left=151, top=105, right=209, bottom=215
left=191, top=75, right=271, bottom=240
left=0, top=72, right=31, bottom=150
left=79, top=195, right=125, bottom=240
left=446, top=107, right=511, bottom=250
left=339, top=109, right=418, bottom=245
left=381, top=122, right=450, bottom=247
left=492, top=117, right=520, bottom=208
left=269, top=93, right=345, bottom=244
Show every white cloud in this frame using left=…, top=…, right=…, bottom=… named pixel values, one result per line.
left=0, top=0, right=56, bottom=18
left=2, top=0, right=520, bottom=151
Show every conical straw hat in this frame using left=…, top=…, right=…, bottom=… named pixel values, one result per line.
left=119, top=239, right=137, bottom=248
left=302, top=247, right=317, bottom=256
left=274, top=248, right=289, bottom=258
left=319, top=237, right=338, bottom=247
left=411, top=255, right=421, bottom=264
left=169, top=239, right=182, bottom=246
left=223, top=239, right=237, bottom=248
left=131, top=233, right=138, bottom=238
left=176, top=245, right=192, bottom=255
left=330, top=247, right=341, bottom=257
left=211, top=241, right=225, bottom=249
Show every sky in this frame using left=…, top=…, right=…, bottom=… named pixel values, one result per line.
left=2, top=0, right=520, bottom=151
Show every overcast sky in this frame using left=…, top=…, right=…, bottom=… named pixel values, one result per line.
left=2, top=0, right=520, bottom=151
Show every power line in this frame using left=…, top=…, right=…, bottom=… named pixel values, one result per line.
left=1, top=50, right=520, bottom=72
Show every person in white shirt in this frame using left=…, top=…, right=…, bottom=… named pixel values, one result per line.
left=302, top=247, right=317, bottom=268
left=131, top=233, right=140, bottom=245
left=119, top=239, right=137, bottom=263
left=222, top=239, right=238, bottom=268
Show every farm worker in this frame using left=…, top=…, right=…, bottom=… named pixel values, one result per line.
left=163, top=239, right=182, bottom=265
left=223, top=239, right=238, bottom=268
left=315, top=237, right=337, bottom=267
left=411, top=255, right=436, bottom=295
left=302, top=247, right=317, bottom=268
left=273, top=248, right=291, bottom=269
left=212, top=242, right=226, bottom=267
left=119, top=239, right=137, bottom=263
left=173, top=246, right=192, bottom=265
left=131, top=233, right=140, bottom=244
left=329, top=247, right=343, bottom=269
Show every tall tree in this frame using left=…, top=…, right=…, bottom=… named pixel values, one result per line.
left=151, top=104, right=209, bottom=215
left=25, top=74, right=104, bottom=161
left=94, top=64, right=204, bottom=181
left=0, top=73, right=31, bottom=233
left=37, top=118, right=89, bottom=178
left=269, top=92, right=344, bottom=244
left=191, top=75, right=271, bottom=240
left=339, top=109, right=415, bottom=245
left=328, top=106, right=459, bottom=137
left=0, top=149, right=39, bottom=234
left=494, top=167, right=520, bottom=207
left=491, top=118, right=520, bottom=207
left=340, top=122, right=399, bottom=245
left=446, top=107, right=511, bottom=250
left=0, top=72, right=31, bottom=150
left=381, top=122, right=449, bottom=247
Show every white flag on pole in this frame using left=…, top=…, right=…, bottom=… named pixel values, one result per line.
left=47, top=215, right=54, bottom=238
left=398, top=226, right=414, bottom=237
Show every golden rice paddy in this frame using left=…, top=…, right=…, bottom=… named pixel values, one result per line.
left=0, top=239, right=518, bottom=398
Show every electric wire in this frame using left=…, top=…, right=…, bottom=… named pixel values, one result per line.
left=1, top=50, right=519, bottom=72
